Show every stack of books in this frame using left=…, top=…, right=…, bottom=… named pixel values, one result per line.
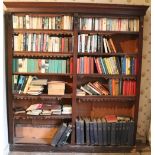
left=62, top=105, right=72, bottom=114
left=76, top=89, right=86, bottom=96
left=48, top=81, right=65, bottom=95
left=26, top=103, right=43, bottom=115
left=27, top=78, right=48, bottom=95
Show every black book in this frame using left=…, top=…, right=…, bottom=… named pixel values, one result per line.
left=120, top=121, right=127, bottom=145
left=127, top=120, right=135, bottom=145
left=115, top=122, right=120, bottom=145
left=76, top=118, right=81, bottom=144
left=97, top=118, right=103, bottom=145
left=93, top=119, right=98, bottom=145
left=85, top=118, right=90, bottom=145
left=90, top=121, right=95, bottom=145
left=118, top=122, right=123, bottom=145
left=102, top=118, right=107, bottom=145
left=80, top=118, right=85, bottom=144
left=51, top=123, right=67, bottom=147
left=107, top=122, right=111, bottom=145
left=111, top=122, right=116, bottom=145
left=57, top=124, right=72, bottom=146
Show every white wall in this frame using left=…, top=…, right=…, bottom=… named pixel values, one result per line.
left=0, top=0, right=9, bottom=154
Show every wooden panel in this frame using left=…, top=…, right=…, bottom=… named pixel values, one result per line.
left=15, top=126, right=57, bottom=139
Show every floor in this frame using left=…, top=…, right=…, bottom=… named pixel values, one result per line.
left=9, top=152, right=151, bottom=155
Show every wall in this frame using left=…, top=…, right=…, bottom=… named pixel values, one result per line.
left=3, top=0, right=151, bottom=142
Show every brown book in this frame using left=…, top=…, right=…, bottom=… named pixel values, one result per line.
left=108, top=38, right=117, bottom=53
left=93, top=81, right=109, bottom=95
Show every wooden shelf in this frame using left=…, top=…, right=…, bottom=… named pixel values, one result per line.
left=13, top=52, right=73, bottom=58
left=13, top=94, right=72, bottom=100
left=13, top=72, right=73, bottom=77
left=77, top=74, right=137, bottom=79
left=76, top=95, right=136, bottom=102
left=14, top=113, right=72, bottom=120
left=78, top=30, right=139, bottom=35
left=78, top=52, right=138, bottom=57
left=10, top=143, right=150, bottom=152
left=13, top=29, right=73, bottom=35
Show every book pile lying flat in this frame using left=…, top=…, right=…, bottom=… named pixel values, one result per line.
left=76, top=89, right=86, bottom=96
left=27, top=78, right=48, bottom=95
left=19, top=103, right=72, bottom=116
left=76, top=115, right=135, bottom=146
left=62, top=105, right=72, bottom=114
left=48, top=81, right=65, bottom=95
left=51, top=123, right=72, bottom=147
left=26, top=103, right=43, bottom=115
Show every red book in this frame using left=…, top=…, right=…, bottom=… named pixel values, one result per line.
left=77, top=58, right=80, bottom=74
left=70, top=58, right=73, bottom=74
left=94, top=58, right=101, bottom=74
left=61, top=37, right=65, bottom=52
left=105, top=115, right=117, bottom=123
left=133, top=81, right=136, bottom=95
left=91, top=57, right=94, bottom=74
left=123, top=80, right=126, bottom=95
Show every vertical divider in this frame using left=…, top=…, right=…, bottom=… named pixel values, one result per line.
left=5, top=13, right=14, bottom=144
left=134, top=16, right=144, bottom=145
left=71, top=13, right=79, bottom=144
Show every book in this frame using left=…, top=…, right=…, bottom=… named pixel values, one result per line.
left=93, top=119, right=98, bottom=145
left=76, top=118, right=81, bottom=144
left=85, top=118, right=90, bottom=145
left=57, top=124, right=72, bottom=146
left=51, top=123, right=67, bottom=147
left=97, top=118, right=103, bottom=145
left=102, top=118, right=107, bottom=145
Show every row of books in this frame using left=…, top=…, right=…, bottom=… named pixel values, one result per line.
left=14, top=103, right=72, bottom=115
left=77, top=79, right=136, bottom=96
left=109, top=79, right=136, bottom=96
left=76, top=115, right=135, bottom=146
left=51, top=123, right=72, bottom=147
left=13, top=75, right=68, bottom=96
left=13, top=34, right=73, bottom=52
left=78, top=34, right=116, bottom=53
left=80, top=17, right=139, bottom=31
left=77, top=56, right=137, bottom=75
left=13, top=15, right=73, bottom=30
left=13, top=58, right=73, bottom=74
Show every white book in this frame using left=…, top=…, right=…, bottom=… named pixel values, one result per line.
left=13, top=15, right=18, bottom=29
left=102, top=18, right=107, bottom=31
left=49, top=17, right=52, bottom=29
left=105, top=38, right=111, bottom=53
left=28, top=34, right=32, bottom=51
left=103, top=38, right=108, bottom=53
left=25, top=15, right=30, bottom=29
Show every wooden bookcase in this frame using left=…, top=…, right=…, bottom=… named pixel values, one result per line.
left=4, top=2, right=149, bottom=152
